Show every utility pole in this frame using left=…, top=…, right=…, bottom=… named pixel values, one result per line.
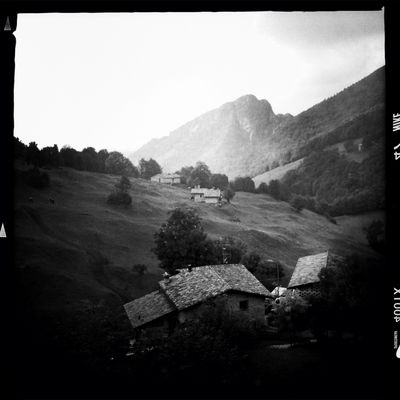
left=268, top=259, right=280, bottom=294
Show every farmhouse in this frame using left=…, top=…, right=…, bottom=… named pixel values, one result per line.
left=287, top=251, right=345, bottom=297
left=190, top=186, right=207, bottom=202
left=151, top=173, right=181, bottom=184
left=124, top=264, right=271, bottom=337
left=190, top=186, right=222, bottom=203
left=204, top=188, right=222, bottom=204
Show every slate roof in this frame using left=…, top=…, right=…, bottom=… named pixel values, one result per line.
left=159, top=264, right=270, bottom=310
left=204, top=189, right=221, bottom=198
left=191, top=187, right=207, bottom=195
left=124, top=290, right=175, bottom=329
left=288, top=251, right=345, bottom=288
left=124, top=264, right=271, bottom=328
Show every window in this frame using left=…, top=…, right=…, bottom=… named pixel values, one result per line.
left=239, top=300, right=249, bottom=311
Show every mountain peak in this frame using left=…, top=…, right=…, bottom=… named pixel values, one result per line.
left=129, top=67, right=384, bottom=179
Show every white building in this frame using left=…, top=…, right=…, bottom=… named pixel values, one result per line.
left=151, top=173, right=181, bottom=184
left=190, top=186, right=221, bottom=203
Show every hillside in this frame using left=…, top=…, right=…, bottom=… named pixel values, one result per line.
left=130, top=66, right=384, bottom=179
left=253, top=158, right=304, bottom=186
left=15, top=164, right=382, bottom=320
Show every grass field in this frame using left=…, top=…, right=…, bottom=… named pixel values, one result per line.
left=14, top=163, right=382, bottom=317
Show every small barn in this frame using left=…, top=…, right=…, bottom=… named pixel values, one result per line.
left=287, top=251, right=345, bottom=297
left=151, top=173, right=181, bottom=184
left=190, top=186, right=208, bottom=202
left=204, top=188, right=222, bottom=204
left=124, top=264, right=271, bottom=337
left=190, top=186, right=221, bottom=203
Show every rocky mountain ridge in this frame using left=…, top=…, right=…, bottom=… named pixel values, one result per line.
left=130, top=67, right=384, bottom=179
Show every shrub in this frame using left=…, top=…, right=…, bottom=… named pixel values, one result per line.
left=107, top=191, right=132, bottom=206
left=223, top=186, right=235, bottom=203
left=257, top=182, right=268, bottom=194
left=290, top=195, right=306, bottom=212
left=25, top=167, right=50, bottom=189
left=107, top=176, right=132, bottom=206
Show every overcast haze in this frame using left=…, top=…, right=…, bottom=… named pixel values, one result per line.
left=14, top=11, right=385, bottom=154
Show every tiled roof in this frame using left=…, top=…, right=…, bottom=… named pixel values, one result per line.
left=212, top=264, right=270, bottom=297
left=159, top=264, right=270, bottom=310
left=191, top=187, right=207, bottom=194
left=124, top=264, right=271, bottom=329
left=123, top=290, right=176, bottom=328
left=204, top=189, right=221, bottom=198
left=288, top=251, right=345, bottom=288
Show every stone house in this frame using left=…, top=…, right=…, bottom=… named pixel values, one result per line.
left=151, top=173, right=181, bottom=184
left=287, top=251, right=345, bottom=297
left=190, top=186, right=208, bottom=202
left=190, top=186, right=222, bottom=204
left=124, top=264, right=271, bottom=337
left=204, top=188, right=222, bottom=204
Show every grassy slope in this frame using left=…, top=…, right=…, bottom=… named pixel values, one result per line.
left=15, top=164, right=382, bottom=316
left=253, top=158, right=304, bottom=186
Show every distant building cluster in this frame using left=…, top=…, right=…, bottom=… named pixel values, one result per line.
left=150, top=173, right=181, bottom=184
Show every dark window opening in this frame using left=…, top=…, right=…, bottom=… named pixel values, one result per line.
left=239, top=300, right=249, bottom=310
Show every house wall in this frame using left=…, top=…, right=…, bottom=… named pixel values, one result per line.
left=138, top=315, right=177, bottom=338
left=177, top=292, right=266, bottom=325
left=151, top=177, right=161, bottom=183
left=290, top=283, right=321, bottom=298
left=193, top=194, right=204, bottom=202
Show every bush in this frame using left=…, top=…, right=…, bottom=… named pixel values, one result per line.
left=231, top=176, right=255, bottom=193
left=107, top=191, right=132, bottom=206
left=257, top=182, right=268, bottom=194
left=223, top=186, right=235, bottom=203
left=25, top=167, right=50, bottom=189
left=290, top=195, right=306, bottom=212
left=107, top=176, right=132, bottom=206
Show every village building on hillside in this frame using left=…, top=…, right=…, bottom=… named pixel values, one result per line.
left=124, top=264, right=271, bottom=337
left=151, top=173, right=181, bottom=184
left=287, top=251, right=345, bottom=297
left=190, top=185, right=222, bottom=204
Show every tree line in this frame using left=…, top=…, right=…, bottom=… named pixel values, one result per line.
left=14, top=137, right=162, bottom=180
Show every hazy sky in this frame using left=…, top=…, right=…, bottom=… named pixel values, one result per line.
left=14, top=11, right=384, bottom=154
